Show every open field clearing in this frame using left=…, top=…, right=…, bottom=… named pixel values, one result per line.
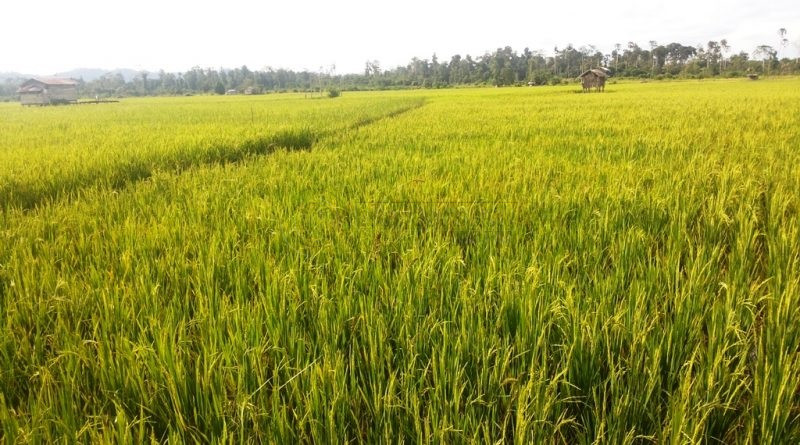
left=1, top=78, right=800, bottom=442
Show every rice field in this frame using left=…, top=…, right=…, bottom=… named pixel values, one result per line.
left=0, top=94, right=424, bottom=210
left=1, top=78, right=799, bottom=443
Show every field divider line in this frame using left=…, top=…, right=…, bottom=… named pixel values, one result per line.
left=312, top=98, right=427, bottom=145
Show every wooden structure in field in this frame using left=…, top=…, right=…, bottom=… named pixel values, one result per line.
left=578, top=69, right=609, bottom=93
left=17, top=78, right=79, bottom=105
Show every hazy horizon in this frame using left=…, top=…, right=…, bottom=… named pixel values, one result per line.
left=2, top=0, right=799, bottom=76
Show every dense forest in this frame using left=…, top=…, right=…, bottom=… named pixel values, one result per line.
left=2, top=38, right=799, bottom=98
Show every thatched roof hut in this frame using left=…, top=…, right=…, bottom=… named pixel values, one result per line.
left=578, top=69, right=609, bottom=93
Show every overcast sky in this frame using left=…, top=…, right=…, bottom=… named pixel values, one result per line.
left=1, top=0, right=798, bottom=75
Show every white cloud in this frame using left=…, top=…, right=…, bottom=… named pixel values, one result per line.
left=1, top=0, right=798, bottom=74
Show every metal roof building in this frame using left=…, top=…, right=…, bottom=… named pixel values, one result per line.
left=17, top=78, right=79, bottom=105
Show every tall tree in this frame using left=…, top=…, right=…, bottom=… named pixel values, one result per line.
left=720, top=39, right=730, bottom=70
left=754, top=45, right=777, bottom=73
left=778, top=28, right=788, bottom=57
left=649, top=40, right=658, bottom=71
left=706, top=41, right=721, bottom=74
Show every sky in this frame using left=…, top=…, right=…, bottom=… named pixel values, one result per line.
left=1, top=0, right=799, bottom=75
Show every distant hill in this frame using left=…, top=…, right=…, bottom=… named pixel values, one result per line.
left=54, top=68, right=155, bottom=82
left=0, top=72, right=31, bottom=81
left=54, top=68, right=108, bottom=81
left=2, top=68, right=154, bottom=83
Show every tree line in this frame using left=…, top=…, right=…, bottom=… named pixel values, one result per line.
left=2, top=34, right=799, bottom=99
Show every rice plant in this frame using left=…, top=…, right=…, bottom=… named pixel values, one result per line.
left=1, top=78, right=799, bottom=443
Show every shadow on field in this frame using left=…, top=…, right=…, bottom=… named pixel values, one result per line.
left=571, top=89, right=619, bottom=94
left=348, top=99, right=426, bottom=130
left=238, top=128, right=317, bottom=156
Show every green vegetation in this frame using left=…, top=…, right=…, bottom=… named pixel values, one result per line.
left=1, top=78, right=799, bottom=443
left=3, top=35, right=800, bottom=99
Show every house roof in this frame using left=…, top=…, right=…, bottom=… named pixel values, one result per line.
left=17, top=77, right=78, bottom=93
left=579, top=69, right=609, bottom=78
left=21, top=77, right=79, bottom=87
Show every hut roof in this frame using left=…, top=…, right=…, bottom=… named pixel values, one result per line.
left=579, top=69, right=609, bottom=79
left=33, top=77, right=78, bottom=85
left=17, top=77, right=78, bottom=93
left=19, top=77, right=78, bottom=88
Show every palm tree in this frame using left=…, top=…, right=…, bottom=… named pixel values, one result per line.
left=778, top=28, right=788, bottom=56
left=720, top=39, right=730, bottom=70
left=553, top=47, right=560, bottom=75
left=778, top=28, right=789, bottom=73
left=754, top=45, right=776, bottom=74
left=649, top=41, right=658, bottom=71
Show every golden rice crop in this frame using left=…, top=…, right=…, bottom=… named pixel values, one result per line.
left=0, top=94, right=423, bottom=210
left=1, top=78, right=799, bottom=443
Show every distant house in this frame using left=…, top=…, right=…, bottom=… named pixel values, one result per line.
left=578, top=68, right=609, bottom=93
left=17, top=78, right=79, bottom=105
left=226, top=89, right=238, bottom=95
